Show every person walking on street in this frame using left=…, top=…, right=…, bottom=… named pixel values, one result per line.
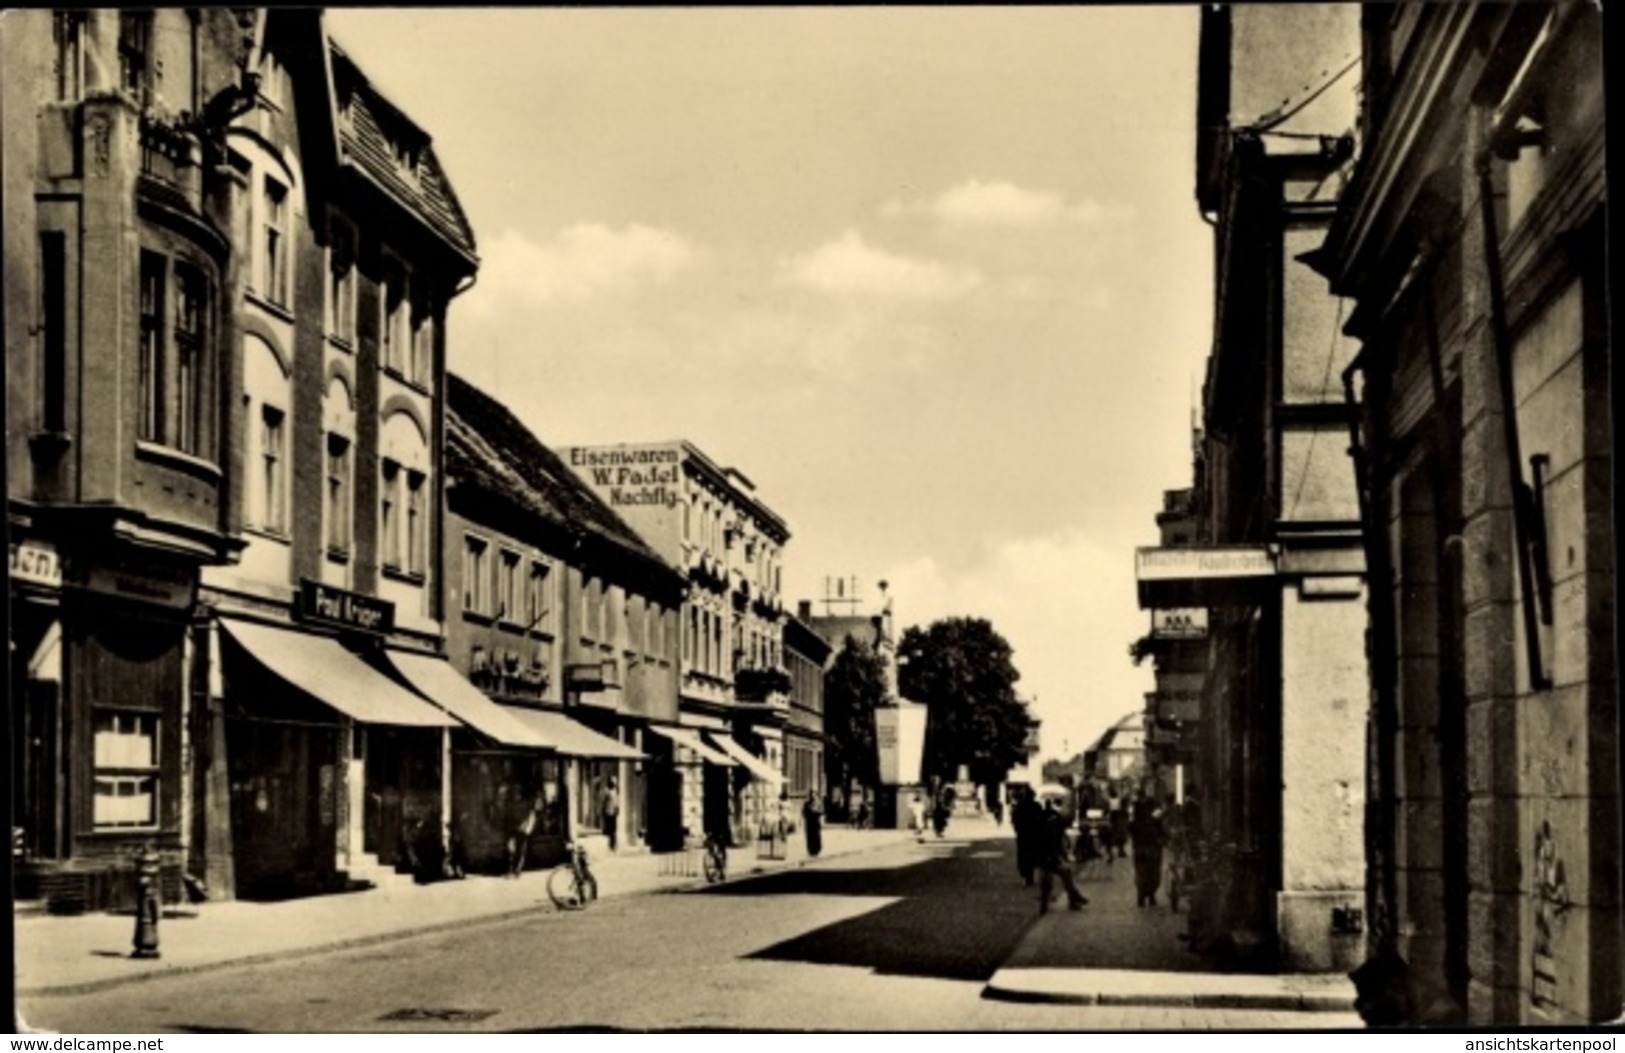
left=599, top=776, right=620, bottom=852
left=1012, top=786, right=1043, bottom=886
left=1107, top=784, right=1128, bottom=860
left=507, top=792, right=538, bottom=878
left=1036, top=798, right=1088, bottom=913
left=1131, top=792, right=1167, bottom=907
left=909, top=792, right=926, bottom=838
left=802, top=789, right=824, bottom=858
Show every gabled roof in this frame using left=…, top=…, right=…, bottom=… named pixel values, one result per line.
left=446, top=374, right=678, bottom=588
left=327, top=38, right=478, bottom=262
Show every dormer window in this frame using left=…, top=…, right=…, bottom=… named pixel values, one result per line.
left=393, top=140, right=421, bottom=182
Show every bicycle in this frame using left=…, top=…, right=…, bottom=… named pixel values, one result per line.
left=546, top=841, right=598, bottom=910
left=702, top=831, right=727, bottom=884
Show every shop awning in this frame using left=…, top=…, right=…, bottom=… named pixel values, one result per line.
left=500, top=706, right=644, bottom=760
left=704, top=733, right=786, bottom=786
left=220, top=620, right=455, bottom=728
left=384, top=651, right=552, bottom=750
left=645, top=725, right=736, bottom=767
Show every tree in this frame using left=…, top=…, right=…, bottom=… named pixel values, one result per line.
left=897, top=617, right=1031, bottom=787
left=823, top=635, right=886, bottom=795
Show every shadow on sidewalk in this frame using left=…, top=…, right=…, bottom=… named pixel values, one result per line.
left=702, top=837, right=1037, bottom=982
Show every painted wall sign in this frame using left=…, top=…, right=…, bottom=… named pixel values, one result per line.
left=10, top=541, right=62, bottom=588
left=298, top=579, right=394, bottom=634
left=1151, top=607, right=1209, bottom=639
left=1136, top=546, right=1274, bottom=582
left=83, top=559, right=196, bottom=609
left=567, top=444, right=684, bottom=510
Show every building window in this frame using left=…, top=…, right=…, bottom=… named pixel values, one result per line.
left=138, top=252, right=163, bottom=442
left=93, top=711, right=158, bottom=829
left=325, top=433, right=351, bottom=554
left=411, top=295, right=434, bottom=387
left=53, top=11, right=84, bottom=102
left=118, top=10, right=151, bottom=103
left=526, top=561, right=553, bottom=633
left=327, top=220, right=356, bottom=345
left=382, top=264, right=407, bottom=375
left=380, top=459, right=401, bottom=569
left=173, top=265, right=205, bottom=455
left=40, top=232, right=67, bottom=432
left=260, top=405, right=287, bottom=533
left=262, top=177, right=289, bottom=307
left=498, top=548, right=521, bottom=622
left=405, top=470, right=426, bottom=575
left=463, top=535, right=489, bottom=613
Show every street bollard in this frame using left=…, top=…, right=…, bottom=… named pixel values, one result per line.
left=131, top=844, right=162, bottom=959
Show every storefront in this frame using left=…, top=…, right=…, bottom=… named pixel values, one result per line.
left=706, top=731, right=787, bottom=845
left=213, top=618, right=455, bottom=899
left=12, top=538, right=200, bottom=911
left=645, top=725, right=737, bottom=848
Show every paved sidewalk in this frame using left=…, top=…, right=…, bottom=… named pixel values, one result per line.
left=983, top=847, right=1360, bottom=1017
left=15, top=823, right=914, bottom=998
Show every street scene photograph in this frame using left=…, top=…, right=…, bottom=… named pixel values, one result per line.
left=5, top=2, right=1616, bottom=1035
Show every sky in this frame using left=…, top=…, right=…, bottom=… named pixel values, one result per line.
left=324, top=7, right=1214, bottom=761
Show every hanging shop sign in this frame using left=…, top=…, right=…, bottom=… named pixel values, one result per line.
left=298, top=579, right=394, bottom=635
left=10, top=541, right=62, bottom=589
left=1151, top=607, right=1208, bottom=639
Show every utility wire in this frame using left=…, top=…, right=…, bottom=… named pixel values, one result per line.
left=1249, top=55, right=1361, bottom=135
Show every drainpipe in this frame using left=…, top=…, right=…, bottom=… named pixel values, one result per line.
left=1473, top=150, right=1550, bottom=690
left=1342, top=355, right=1399, bottom=956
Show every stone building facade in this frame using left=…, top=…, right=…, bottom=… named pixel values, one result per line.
left=1313, top=1, right=1614, bottom=1025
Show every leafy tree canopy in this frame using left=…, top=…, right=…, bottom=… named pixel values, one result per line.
left=897, top=617, right=1032, bottom=786
left=824, top=634, right=886, bottom=789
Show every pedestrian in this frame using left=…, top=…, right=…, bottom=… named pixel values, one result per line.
left=932, top=785, right=953, bottom=838
left=1036, top=797, right=1088, bottom=913
left=1107, top=784, right=1129, bottom=860
left=599, top=776, right=620, bottom=851
left=1011, top=786, right=1043, bottom=886
left=507, top=792, right=538, bottom=878
left=802, top=789, right=824, bottom=857
left=908, top=792, right=926, bottom=837
left=1131, top=793, right=1167, bottom=907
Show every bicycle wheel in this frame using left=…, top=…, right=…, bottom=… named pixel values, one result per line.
left=703, top=846, right=725, bottom=884
left=546, top=865, right=587, bottom=910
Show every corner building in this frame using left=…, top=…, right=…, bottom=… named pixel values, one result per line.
left=1313, top=2, right=1614, bottom=1025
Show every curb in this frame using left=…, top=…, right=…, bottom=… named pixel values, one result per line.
left=981, top=974, right=1357, bottom=1012
left=18, top=833, right=914, bottom=999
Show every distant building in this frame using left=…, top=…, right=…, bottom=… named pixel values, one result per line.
left=442, top=373, right=681, bottom=866
left=560, top=442, right=790, bottom=847
left=1137, top=3, right=1369, bottom=972
left=782, top=617, right=832, bottom=801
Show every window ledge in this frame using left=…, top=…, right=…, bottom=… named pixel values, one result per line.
left=381, top=366, right=434, bottom=397
left=325, top=546, right=351, bottom=564
left=462, top=609, right=495, bottom=626
left=325, top=333, right=356, bottom=353
left=135, top=440, right=222, bottom=482
left=382, top=566, right=426, bottom=586
left=243, top=525, right=291, bottom=545
left=245, top=290, right=294, bottom=323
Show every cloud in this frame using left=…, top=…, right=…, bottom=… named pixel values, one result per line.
left=884, top=179, right=1135, bottom=228
left=466, top=224, right=698, bottom=310
left=778, top=230, right=981, bottom=301
left=881, top=528, right=1152, bottom=761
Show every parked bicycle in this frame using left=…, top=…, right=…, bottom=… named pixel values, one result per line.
left=702, top=831, right=728, bottom=884
left=546, top=841, right=598, bottom=911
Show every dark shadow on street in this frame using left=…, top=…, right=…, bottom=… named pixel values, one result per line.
left=702, top=837, right=1039, bottom=982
